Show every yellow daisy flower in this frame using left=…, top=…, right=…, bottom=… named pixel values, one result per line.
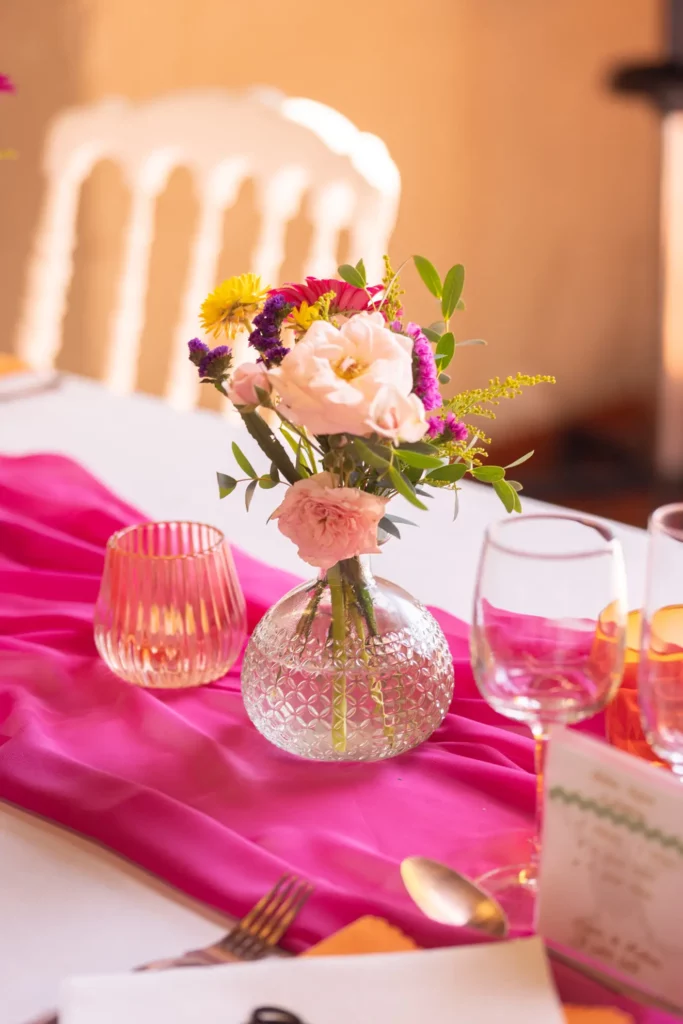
left=288, top=300, right=322, bottom=333
left=200, top=274, right=270, bottom=339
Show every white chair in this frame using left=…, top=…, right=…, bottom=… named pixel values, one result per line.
left=16, top=87, right=401, bottom=411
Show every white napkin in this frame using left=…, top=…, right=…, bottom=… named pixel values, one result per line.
left=60, top=937, right=564, bottom=1024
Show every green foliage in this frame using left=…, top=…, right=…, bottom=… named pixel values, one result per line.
left=425, top=463, right=467, bottom=483
left=217, top=472, right=237, bottom=498
left=378, top=515, right=401, bottom=540
left=232, top=442, right=256, bottom=479
left=413, top=255, right=442, bottom=299
left=493, top=478, right=522, bottom=513
left=441, top=264, right=465, bottom=321
left=435, top=332, right=455, bottom=372
left=471, top=465, right=505, bottom=482
left=352, top=437, right=391, bottom=472
left=338, top=263, right=366, bottom=289
left=505, top=450, right=534, bottom=469
left=244, top=479, right=257, bottom=511
left=386, top=465, right=428, bottom=510
left=395, top=448, right=443, bottom=470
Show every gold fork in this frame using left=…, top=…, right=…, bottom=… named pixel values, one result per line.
left=34, top=875, right=313, bottom=1023
left=142, top=873, right=314, bottom=968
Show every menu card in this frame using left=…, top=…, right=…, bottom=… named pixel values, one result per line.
left=537, top=728, right=683, bottom=1010
left=60, top=937, right=564, bottom=1024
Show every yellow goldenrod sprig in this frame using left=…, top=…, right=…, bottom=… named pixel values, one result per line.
left=446, top=373, right=555, bottom=422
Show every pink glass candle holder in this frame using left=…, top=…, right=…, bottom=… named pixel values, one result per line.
left=94, top=522, right=246, bottom=688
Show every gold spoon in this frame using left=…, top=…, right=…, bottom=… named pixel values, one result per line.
left=400, top=856, right=683, bottom=1019
left=400, top=856, right=509, bottom=938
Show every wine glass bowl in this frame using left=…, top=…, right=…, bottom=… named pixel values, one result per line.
left=470, top=513, right=628, bottom=927
left=94, top=521, right=246, bottom=688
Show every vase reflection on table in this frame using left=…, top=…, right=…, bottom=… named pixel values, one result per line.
left=469, top=513, right=628, bottom=930
left=242, top=552, right=454, bottom=761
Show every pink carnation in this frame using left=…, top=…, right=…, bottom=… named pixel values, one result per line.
left=271, top=472, right=388, bottom=571
left=273, top=277, right=382, bottom=314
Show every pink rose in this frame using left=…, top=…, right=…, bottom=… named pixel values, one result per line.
left=267, top=311, right=422, bottom=438
left=366, top=386, right=428, bottom=442
left=228, top=362, right=271, bottom=406
left=271, top=472, right=388, bottom=571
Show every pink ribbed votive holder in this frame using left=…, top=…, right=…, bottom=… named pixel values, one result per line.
left=94, top=521, right=246, bottom=688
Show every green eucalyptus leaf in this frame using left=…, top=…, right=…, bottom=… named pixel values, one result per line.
left=453, top=486, right=460, bottom=521
left=232, top=441, right=257, bottom=479
left=378, top=515, right=401, bottom=540
left=395, top=448, right=444, bottom=470
left=355, top=258, right=367, bottom=284
left=504, top=450, right=534, bottom=470
left=386, top=465, right=428, bottom=510
left=508, top=480, right=523, bottom=491
left=441, top=264, right=465, bottom=321
left=216, top=472, right=237, bottom=499
left=435, top=331, right=455, bottom=371
left=352, top=437, right=391, bottom=472
left=455, top=338, right=487, bottom=348
left=493, top=478, right=516, bottom=513
left=398, top=440, right=438, bottom=455
left=244, top=479, right=258, bottom=511
left=455, top=298, right=466, bottom=311
left=414, top=488, right=434, bottom=498
left=258, top=476, right=278, bottom=489
left=279, top=425, right=300, bottom=457
left=472, top=465, right=505, bottom=482
left=422, top=327, right=442, bottom=344
left=438, top=372, right=450, bottom=384
left=385, top=514, right=417, bottom=527
left=270, top=462, right=280, bottom=484
left=429, top=321, right=447, bottom=335
left=338, top=263, right=366, bottom=289
left=426, top=462, right=467, bottom=483
left=413, top=255, right=442, bottom=299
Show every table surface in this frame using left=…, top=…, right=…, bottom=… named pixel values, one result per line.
left=0, top=375, right=650, bottom=1022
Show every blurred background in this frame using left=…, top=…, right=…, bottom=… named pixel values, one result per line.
left=0, top=0, right=677, bottom=525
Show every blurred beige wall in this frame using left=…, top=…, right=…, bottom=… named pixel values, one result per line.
left=0, top=0, right=661, bottom=434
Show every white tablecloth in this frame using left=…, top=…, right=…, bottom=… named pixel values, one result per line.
left=0, top=376, right=649, bottom=1022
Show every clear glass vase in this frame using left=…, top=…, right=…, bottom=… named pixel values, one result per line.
left=241, top=555, right=454, bottom=761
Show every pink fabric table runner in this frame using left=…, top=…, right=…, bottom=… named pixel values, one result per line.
left=0, top=454, right=667, bottom=1021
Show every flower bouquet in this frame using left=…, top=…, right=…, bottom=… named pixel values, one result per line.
left=189, top=256, right=553, bottom=761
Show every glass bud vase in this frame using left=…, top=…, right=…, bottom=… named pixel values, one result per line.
left=241, top=555, right=454, bottom=761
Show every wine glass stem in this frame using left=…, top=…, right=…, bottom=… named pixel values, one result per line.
left=530, top=723, right=550, bottom=872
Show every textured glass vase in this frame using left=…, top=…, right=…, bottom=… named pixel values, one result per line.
left=241, top=555, right=454, bottom=761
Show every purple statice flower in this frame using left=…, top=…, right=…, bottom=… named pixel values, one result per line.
left=248, top=293, right=292, bottom=366
left=406, top=322, right=441, bottom=412
left=198, top=344, right=232, bottom=379
left=187, top=338, right=210, bottom=366
left=427, top=411, right=468, bottom=441
left=0, top=75, right=16, bottom=94
left=389, top=319, right=403, bottom=333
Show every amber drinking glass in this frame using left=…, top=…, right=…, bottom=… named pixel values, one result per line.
left=639, top=504, right=683, bottom=776
left=94, top=521, right=246, bottom=688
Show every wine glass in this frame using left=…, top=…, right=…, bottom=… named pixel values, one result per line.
left=638, top=504, right=683, bottom=776
left=94, top=521, right=246, bottom=688
left=470, top=513, right=627, bottom=929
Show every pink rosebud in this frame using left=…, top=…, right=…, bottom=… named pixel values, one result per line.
left=227, top=362, right=271, bottom=406
left=271, top=472, right=389, bottom=571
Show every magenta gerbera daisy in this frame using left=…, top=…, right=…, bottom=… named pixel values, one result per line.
left=273, top=277, right=382, bottom=314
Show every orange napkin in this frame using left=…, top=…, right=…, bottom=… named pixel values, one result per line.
left=304, top=917, right=632, bottom=1022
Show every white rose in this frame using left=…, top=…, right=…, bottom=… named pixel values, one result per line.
left=267, top=312, right=418, bottom=437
